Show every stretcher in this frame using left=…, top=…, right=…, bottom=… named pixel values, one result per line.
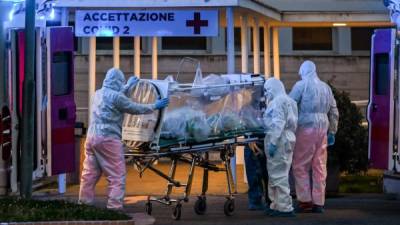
left=122, top=60, right=266, bottom=220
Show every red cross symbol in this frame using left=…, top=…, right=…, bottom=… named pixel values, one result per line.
left=186, top=12, right=208, bottom=35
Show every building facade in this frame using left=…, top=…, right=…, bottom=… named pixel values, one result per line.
left=63, top=0, right=389, bottom=125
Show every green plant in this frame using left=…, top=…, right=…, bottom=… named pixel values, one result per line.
left=0, top=197, right=131, bottom=222
left=339, top=174, right=383, bottom=193
left=328, top=84, right=369, bottom=174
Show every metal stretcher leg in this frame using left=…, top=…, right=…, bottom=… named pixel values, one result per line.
left=145, top=158, right=179, bottom=217
left=223, top=146, right=236, bottom=216
left=194, top=153, right=209, bottom=215
left=171, top=156, right=198, bottom=221
left=182, top=155, right=196, bottom=202
left=165, top=158, right=179, bottom=200
left=201, top=153, right=210, bottom=196
left=146, top=163, right=181, bottom=187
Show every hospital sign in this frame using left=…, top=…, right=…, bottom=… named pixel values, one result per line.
left=75, top=10, right=219, bottom=37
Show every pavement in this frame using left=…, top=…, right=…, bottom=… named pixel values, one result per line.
left=66, top=162, right=249, bottom=196
left=128, top=193, right=400, bottom=225
left=34, top=193, right=400, bottom=225
left=34, top=163, right=400, bottom=225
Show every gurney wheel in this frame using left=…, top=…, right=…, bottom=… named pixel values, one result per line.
left=145, top=202, right=152, bottom=215
left=224, top=198, right=235, bottom=216
left=194, top=196, right=207, bottom=215
left=172, top=203, right=182, bottom=220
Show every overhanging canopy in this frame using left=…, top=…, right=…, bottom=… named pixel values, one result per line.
left=54, top=0, right=282, bottom=21
left=54, top=0, right=391, bottom=25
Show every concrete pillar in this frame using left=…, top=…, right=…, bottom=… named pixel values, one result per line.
left=263, top=23, right=271, bottom=78
left=152, top=37, right=158, bottom=80
left=88, top=37, right=96, bottom=123
left=113, top=37, right=120, bottom=69
left=238, top=15, right=248, bottom=178
left=134, top=36, right=141, bottom=77
left=226, top=6, right=237, bottom=189
left=226, top=7, right=235, bottom=74
left=252, top=18, right=260, bottom=74
left=272, top=27, right=280, bottom=79
left=240, top=15, right=248, bottom=73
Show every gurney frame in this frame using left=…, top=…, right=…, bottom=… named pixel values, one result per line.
left=125, top=134, right=262, bottom=220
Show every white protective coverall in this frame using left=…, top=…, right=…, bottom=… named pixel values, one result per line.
left=263, top=78, right=298, bottom=213
left=79, top=68, right=156, bottom=209
left=289, top=61, right=339, bottom=207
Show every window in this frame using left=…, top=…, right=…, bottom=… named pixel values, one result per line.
left=162, top=37, right=207, bottom=50
left=96, top=37, right=113, bottom=50
left=351, top=28, right=374, bottom=51
left=224, top=27, right=242, bottom=51
left=250, top=27, right=265, bottom=52
left=96, top=37, right=141, bottom=50
left=374, top=53, right=389, bottom=95
left=293, top=27, right=332, bottom=51
left=120, top=37, right=137, bottom=50
left=52, top=52, right=72, bottom=96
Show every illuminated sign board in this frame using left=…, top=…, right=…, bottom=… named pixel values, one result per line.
left=75, top=10, right=219, bottom=37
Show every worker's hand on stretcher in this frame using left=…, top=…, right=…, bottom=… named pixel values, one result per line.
left=122, top=76, right=140, bottom=96
left=155, top=98, right=169, bottom=110
left=248, top=142, right=263, bottom=156
left=127, top=76, right=140, bottom=88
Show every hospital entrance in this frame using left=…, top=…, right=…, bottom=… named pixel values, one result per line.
left=1, top=0, right=400, bottom=225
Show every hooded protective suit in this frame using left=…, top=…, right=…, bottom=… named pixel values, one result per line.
left=263, top=78, right=298, bottom=213
left=384, top=0, right=400, bottom=28
left=289, top=60, right=339, bottom=208
left=79, top=68, right=156, bottom=209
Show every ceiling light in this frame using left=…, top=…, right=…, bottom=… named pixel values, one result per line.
left=333, top=23, right=347, bottom=27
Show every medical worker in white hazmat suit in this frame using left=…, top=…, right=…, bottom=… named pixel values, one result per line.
left=263, top=78, right=298, bottom=217
left=79, top=68, right=169, bottom=209
left=290, top=60, right=339, bottom=213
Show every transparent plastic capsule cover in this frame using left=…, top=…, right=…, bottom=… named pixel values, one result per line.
left=122, top=75, right=264, bottom=151
left=122, top=80, right=160, bottom=149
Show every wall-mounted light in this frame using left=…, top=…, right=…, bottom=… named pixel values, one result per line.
left=98, top=29, right=114, bottom=37
left=333, top=23, right=347, bottom=27
left=36, top=2, right=57, bottom=21
left=8, top=2, right=18, bottom=21
left=7, top=1, right=24, bottom=22
left=49, top=7, right=55, bottom=20
left=8, top=9, right=14, bottom=21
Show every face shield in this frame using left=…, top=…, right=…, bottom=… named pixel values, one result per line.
left=263, top=87, right=274, bottom=107
left=263, top=78, right=286, bottom=107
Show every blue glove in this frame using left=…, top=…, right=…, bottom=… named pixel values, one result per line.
left=155, top=98, right=169, bottom=110
left=268, top=144, right=278, bottom=158
left=383, top=0, right=390, bottom=7
left=127, top=76, right=139, bottom=88
left=327, top=133, right=335, bottom=146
